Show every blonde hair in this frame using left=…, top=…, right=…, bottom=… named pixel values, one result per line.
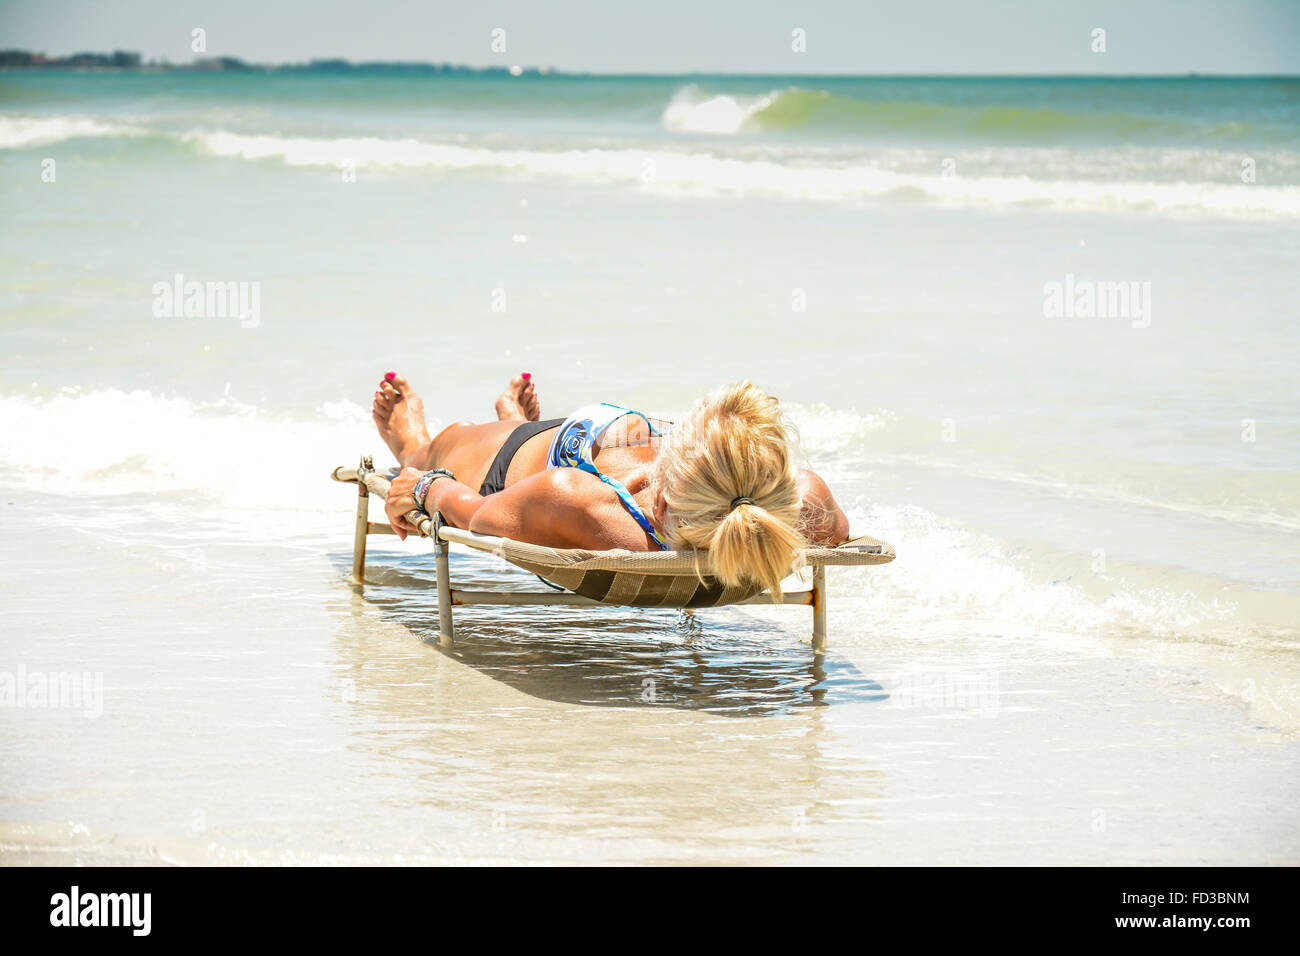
left=655, top=382, right=805, bottom=599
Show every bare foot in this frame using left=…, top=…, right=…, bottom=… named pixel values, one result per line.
left=495, top=372, right=540, bottom=422
left=372, top=371, right=432, bottom=467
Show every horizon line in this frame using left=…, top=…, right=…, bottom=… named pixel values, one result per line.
left=4, top=68, right=1298, bottom=81
left=2, top=49, right=1297, bottom=79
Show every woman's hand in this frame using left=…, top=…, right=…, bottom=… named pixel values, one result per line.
left=385, top=466, right=424, bottom=540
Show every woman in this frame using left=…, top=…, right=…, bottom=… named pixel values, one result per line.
left=375, top=372, right=850, bottom=597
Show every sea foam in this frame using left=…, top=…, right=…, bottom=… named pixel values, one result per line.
left=178, top=127, right=1300, bottom=219
left=0, top=114, right=143, bottom=149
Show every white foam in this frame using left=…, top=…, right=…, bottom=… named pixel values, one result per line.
left=660, top=85, right=779, bottom=135
left=0, top=115, right=142, bottom=149
left=831, top=500, right=1237, bottom=645
left=0, top=389, right=408, bottom=514
left=180, top=127, right=1300, bottom=219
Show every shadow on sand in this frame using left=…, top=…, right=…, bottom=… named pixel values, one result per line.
left=334, top=548, right=889, bottom=718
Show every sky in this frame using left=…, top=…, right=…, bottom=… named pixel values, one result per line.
left=1, top=0, right=1298, bottom=74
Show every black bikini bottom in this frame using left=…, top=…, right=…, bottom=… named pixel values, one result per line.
left=478, top=418, right=565, bottom=496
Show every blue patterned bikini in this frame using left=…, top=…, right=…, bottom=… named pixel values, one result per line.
left=546, top=403, right=669, bottom=550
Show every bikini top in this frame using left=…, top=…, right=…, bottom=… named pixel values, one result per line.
left=546, top=402, right=669, bottom=550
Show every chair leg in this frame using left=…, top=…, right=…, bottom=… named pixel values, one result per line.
left=811, top=565, right=827, bottom=652
left=435, top=530, right=455, bottom=647
left=350, top=480, right=369, bottom=584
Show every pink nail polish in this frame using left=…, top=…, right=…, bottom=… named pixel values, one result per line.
left=521, top=372, right=531, bottom=381
left=385, top=371, right=396, bottom=382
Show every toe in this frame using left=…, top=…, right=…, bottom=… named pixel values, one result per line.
left=521, top=383, right=540, bottom=419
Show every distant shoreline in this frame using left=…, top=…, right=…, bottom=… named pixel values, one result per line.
left=0, top=49, right=548, bottom=74
left=1, top=51, right=1295, bottom=79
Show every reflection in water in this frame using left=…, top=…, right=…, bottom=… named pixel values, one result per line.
left=336, top=549, right=889, bottom=717
left=322, top=549, right=891, bottom=864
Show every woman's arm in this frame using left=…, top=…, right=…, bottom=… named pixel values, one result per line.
left=385, top=466, right=603, bottom=547
left=386, top=465, right=849, bottom=549
left=796, top=468, right=851, bottom=547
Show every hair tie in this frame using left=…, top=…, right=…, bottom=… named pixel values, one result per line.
left=729, top=496, right=756, bottom=511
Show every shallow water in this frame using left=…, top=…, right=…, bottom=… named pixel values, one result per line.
left=2, top=73, right=1298, bottom=864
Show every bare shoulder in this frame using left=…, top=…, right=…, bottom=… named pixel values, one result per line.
left=796, top=468, right=851, bottom=546
left=539, top=468, right=661, bottom=551
left=796, top=468, right=834, bottom=501
left=547, top=468, right=655, bottom=550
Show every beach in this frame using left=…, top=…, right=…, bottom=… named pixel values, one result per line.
left=2, top=72, right=1298, bottom=864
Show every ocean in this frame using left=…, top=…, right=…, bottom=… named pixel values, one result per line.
left=2, top=71, right=1298, bottom=864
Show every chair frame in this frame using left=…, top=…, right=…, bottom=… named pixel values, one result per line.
left=335, top=457, right=833, bottom=650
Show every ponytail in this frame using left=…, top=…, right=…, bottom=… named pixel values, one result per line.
left=657, top=382, right=806, bottom=599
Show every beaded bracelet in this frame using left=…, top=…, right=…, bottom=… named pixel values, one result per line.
left=412, top=468, right=457, bottom=513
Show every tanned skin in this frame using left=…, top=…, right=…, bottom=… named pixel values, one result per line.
left=373, top=372, right=851, bottom=550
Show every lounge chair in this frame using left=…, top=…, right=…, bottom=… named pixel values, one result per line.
left=332, top=457, right=895, bottom=651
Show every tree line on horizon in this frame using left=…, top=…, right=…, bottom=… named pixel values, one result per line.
left=0, top=49, right=543, bottom=73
